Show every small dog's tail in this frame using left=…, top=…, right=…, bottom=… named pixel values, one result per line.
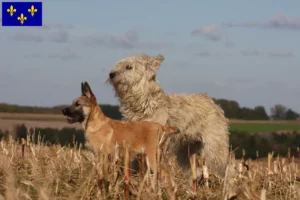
left=162, top=126, right=180, bottom=137
left=159, top=126, right=180, bottom=147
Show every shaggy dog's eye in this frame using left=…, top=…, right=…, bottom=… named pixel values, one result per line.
left=75, top=102, right=80, bottom=106
left=126, top=65, right=132, bottom=70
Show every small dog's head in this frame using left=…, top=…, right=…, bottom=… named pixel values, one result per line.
left=107, top=54, right=164, bottom=89
left=62, top=82, right=97, bottom=124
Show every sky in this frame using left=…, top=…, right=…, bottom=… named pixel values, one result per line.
left=0, top=0, right=300, bottom=113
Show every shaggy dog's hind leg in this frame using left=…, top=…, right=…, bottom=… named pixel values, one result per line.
left=175, top=140, right=203, bottom=170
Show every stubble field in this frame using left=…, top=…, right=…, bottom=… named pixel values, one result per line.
left=0, top=134, right=299, bottom=199
left=0, top=113, right=300, bottom=199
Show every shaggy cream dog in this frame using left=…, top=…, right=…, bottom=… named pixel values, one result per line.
left=108, top=54, right=229, bottom=176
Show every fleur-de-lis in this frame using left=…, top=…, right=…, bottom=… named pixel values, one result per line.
left=28, top=5, right=38, bottom=16
left=17, top=13, right=27, bottom=25
left=7, top=5, right=16, bottom=16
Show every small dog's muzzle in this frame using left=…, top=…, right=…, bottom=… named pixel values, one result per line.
left=61, top=108, right=69, bottom=115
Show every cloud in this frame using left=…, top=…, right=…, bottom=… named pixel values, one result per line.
left=82, top=28, right=167, bottom=50
left=49, top=30, right=70, bottom=43
left=195, top=52, right=212, bottom=57
left=165, top=31, right=177, bottom=37
left=224, top=14, right=300, bottom=30
left=241, top=49, right=260, bottom=56
left=11, top=23, right=73, bottom=43
left=23, top=48, right=81, bottom=61
left=191, top=25, right=221, bottom=41
left=48, top=48, right=80, bottom=61
left=225, top=77, right=255, bottom=84
left=268, top=51, right=294, bottom=57
left=240, top=49, right=294, bottom=57
left=224, top=41, right=235, bottom=47
left=39, top=23, right=74, bottom=30
left=12, top=32, right=45, bottom=42
left=215, top=81, right=226, bottom=88
left=267, top=14, right=300, bottom=30
left=10, top=24, right=167, bottom=50
left=24, top=53, right=43, bottom=59
left=83, top=30, right=138, bottom=49
left=214, top=77, right=256, bottom=89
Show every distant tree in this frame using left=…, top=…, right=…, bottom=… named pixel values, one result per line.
left=100, top=104, right=122, bottom=120
left=253, top=106, right=269, bottom=120
left=214, top=99, right=240, bottom=119
left=237, top=107, right=254, bottom=120
left=0, top=103, right=122, bottom=118
left=285, top=109, right=299, bottom=120
left=271, top=104, right=287, bottom=120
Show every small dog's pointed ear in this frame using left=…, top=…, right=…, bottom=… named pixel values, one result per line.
left=148, top=54, right=164, bottom=71
left=81, top=82, right=85, bottom=96
left=83, top=82, right=95, bottom=99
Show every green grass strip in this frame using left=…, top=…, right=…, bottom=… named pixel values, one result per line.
left=229, top=123, right=300, bottom=132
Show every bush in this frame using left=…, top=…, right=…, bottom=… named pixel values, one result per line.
left=2, top=124, right=299, bottom=160
left=230, top=131, right=300, bottom=159
left=9, top=124, right=85, bottom=148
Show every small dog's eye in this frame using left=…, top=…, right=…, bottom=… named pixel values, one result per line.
left=126, top=65, right=132, bottom=70
left=75, top=102, right=80, bottom=106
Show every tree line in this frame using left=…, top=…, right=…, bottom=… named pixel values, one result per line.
left=213, top=99, right=299, bottom=120
left=0, top=103, right=122, bottom=120
left=0, top=100, right=299, bottom=120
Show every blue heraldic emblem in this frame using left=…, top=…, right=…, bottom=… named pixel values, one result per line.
left=2, top=2, right=43, bottom=26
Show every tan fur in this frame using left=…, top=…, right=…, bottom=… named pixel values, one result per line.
left=108, top=54, right=230, bottom=176
left=65, top=82, right=179, bottom=172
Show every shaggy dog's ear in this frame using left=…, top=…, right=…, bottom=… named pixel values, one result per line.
left=148, top=55, right=164, bottom=71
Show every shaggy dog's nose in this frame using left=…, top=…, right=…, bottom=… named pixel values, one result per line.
left=109, top=72, right=116, bottom=79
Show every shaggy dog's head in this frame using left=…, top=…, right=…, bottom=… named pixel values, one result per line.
left=108, top=54, right=164, bottom=93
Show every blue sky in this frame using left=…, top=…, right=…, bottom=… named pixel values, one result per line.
left=0, top=0, right=300, bottom=113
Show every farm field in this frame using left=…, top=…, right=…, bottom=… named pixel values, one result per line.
left=0, top=112, right=79, bottom=131
left=229, top=123, right=300, bottom=132
left=0, top=112, right=300, bottom=132
left=0, top=137, right=299, bottom=199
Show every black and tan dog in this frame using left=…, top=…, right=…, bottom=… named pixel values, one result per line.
left=62, top=81, right=179, bottom=172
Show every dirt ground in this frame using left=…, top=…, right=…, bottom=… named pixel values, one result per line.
left=0, top=119, right=81, bottom=131
left=0, top=112, right=65, bottom=119
left=0, top=113, right=79, bottom=131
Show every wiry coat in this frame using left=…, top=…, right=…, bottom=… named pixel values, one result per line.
left=108, top=54, right=230, bottom=176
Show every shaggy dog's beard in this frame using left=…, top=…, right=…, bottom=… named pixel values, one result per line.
left=108, top=76, right=145, bottom=98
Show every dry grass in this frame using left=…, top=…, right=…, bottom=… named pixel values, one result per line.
left=0, top=113, right=300, bottom=199
left=0, top=133, right=300, bottom=200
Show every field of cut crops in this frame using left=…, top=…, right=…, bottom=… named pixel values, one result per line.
left=0, top=136, right=300, bottom=199
left=0, top=113, right=300, bottom=199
